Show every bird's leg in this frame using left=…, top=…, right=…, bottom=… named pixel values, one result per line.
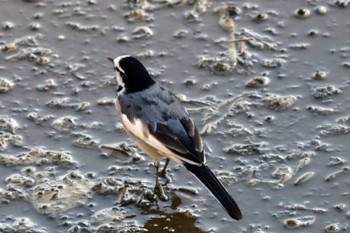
left=159, top=158, right=170, bottom=175
left=159, top=158, right=171, bottom=185
left=154, top=161, right=160, bottom=191
left=153, top=160, right=168, bottom=201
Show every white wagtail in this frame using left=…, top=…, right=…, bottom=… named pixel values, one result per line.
left=108, top=55, right=242, bottom=220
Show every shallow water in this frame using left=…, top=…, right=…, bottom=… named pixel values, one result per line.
left=0, top=0, right=349, bottom=232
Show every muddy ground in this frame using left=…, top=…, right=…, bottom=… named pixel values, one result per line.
left=0, top=0, right=349, bottom=232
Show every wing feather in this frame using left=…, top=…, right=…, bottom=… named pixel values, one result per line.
left=180, top=118, right=204, bottom=154
left=149, top=121, right=203, bottom=165
left=148, top=122, right=188, bottom=154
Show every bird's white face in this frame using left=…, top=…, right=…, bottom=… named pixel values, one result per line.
left=112, top=55, right=129, bottom=90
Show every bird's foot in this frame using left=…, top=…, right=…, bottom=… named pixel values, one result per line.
left=154, top=182, right=169, bottom=201
left=157, top=170, right=171, bottom=185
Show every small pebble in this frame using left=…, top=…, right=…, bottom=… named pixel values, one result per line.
left=116, top=36, right=129, bottom=43
left=325, top=223, right=340, bottom=233
left=173, top=29, right=188, bottom=39
left=265, top=115, right=274, bottom=122
left=333, top=204, right=346, bottom=211
left=3, top=21, right=14, bottom=30
left=312, top=85, right=341, bottom=99
left=245, top=76, right=270, bottom=88
left=36, top=56, right=50, bottom=65
left=313, top=71, right=327, bottom=80
left=183, top=79, right=196, bottom=86
left=283, top=216, right=315, bottom=229
left=315, top=6, right=328, bottom=15
left=294, top=8, right=310, bottom=18
left=30, top=22, right=41, bottom=30
left=263, top=94, right=297, bottom=111
left=342, top=62, right=350, bottom=68
left=52, top=116, right=76, bottom=132
left=132, top=26, right=153, bottom=40
left=33, top=13, right=43, bottom=19
left=335, top=0, right=349, bottom=8
left=58, top=35, right=65, bottom=40
left=308, top=30, right=319, bottom=36
left=307, top=105, right=334, bottom=116
left=255, top=13, right=269, bottom=22
left=0, top=78, right=14, bottom=93
left=284, top=218, right=301, bottom=229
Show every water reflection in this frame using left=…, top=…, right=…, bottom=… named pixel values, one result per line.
left=142, top=195, right=209, bottom=233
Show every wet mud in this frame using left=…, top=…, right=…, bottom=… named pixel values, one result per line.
left=0, top=0, right=349, bottom=232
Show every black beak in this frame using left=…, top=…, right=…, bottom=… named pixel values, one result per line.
left=107, top=57, right=114, bottom=63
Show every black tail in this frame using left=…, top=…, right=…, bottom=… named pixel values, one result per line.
left=184, top=163, right=242, bottom=220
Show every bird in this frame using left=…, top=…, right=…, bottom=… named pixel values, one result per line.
left=108, top=55, right=242, bottom=220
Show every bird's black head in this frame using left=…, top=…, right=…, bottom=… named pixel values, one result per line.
left=110, top=55, right=155, bottom=93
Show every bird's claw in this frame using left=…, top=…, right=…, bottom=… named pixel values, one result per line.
left=154, top=182, right=169, bottom=201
